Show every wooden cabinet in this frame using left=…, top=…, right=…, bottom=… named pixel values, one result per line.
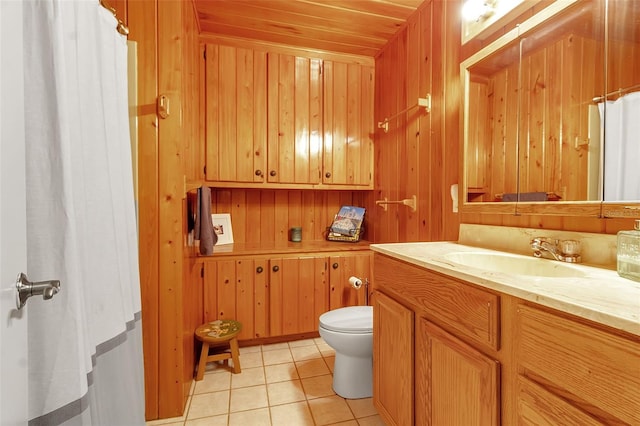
left=416, top=319, right=500, bottom=426
left=267, top=53, right=322, bottom=184
left=203, top=258, right=269, bottom=340
left=204, top=44, right=267, bottom=183
left=374, top=252, right=640, bottom=425
left=204, top=250, right=372, bottom=341
left=373, top=291, right=413, bottom=426
left=515, top=304, right=640, bottom=425
left=322, top=60, right=374, bottom=187
left=374, top=253, right=501, bottom=426
left=328, top=251, right=371, bottom=309
left=269, top=255, right=327, bottom=336
left=204, top=43, right=374, bottom=188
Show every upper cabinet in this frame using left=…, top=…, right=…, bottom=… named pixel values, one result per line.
left=205, top=44, right=267, bottom=183
left=461, top=0, right=640, bottom=217
left=204, top=43, right=374, bottom=189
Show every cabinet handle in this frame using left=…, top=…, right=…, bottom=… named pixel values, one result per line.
left=325, top=172, right=332, bottom=178
left=332, top=262, right=339, bottom=269
left=255, top=169, right=263, bottom=177
left=270, top=170, right=277, bottom=177
left=272, top=265, right=279, bottom=272
left=256, top=266, right=263, bottom=273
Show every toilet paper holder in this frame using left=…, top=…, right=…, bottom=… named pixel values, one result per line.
left=349, top=276, right=370, bottom=306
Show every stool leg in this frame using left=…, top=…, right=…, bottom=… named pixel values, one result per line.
left=196, top=342, right=209, bottom=381
left=229, top=337, right=241, bottom=374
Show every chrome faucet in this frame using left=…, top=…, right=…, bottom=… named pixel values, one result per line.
left=531, top=237, right=582, bottom=263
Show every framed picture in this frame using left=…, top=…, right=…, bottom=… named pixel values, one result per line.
left=211, top=213, right=234, bottom=245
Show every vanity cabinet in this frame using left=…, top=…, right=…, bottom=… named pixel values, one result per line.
left=416, top=319, right=500, bottom=426
left=373, top=253, right=501, bottom=426
left=373, top=251, right=640, bottom=425
left=372, top=291, right=413, bottom=426
left=204, top=42, right=374, bottom=189
left=515, top=304, right=640, bottom=425
left=203, top=250, right=372, bottom=341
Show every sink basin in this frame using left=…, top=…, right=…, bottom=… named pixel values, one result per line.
left=443, top=251, right=588, bottom=278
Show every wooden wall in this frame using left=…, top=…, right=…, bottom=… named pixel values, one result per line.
left=371, top=0, right=461, bottom=243
left=210, top=189, right=369, bottom=244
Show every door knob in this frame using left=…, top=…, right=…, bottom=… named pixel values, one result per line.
left=15, top=272, right=61, bottom=310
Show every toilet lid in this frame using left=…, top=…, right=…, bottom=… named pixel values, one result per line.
left=319, top=306, right=373, bottom=333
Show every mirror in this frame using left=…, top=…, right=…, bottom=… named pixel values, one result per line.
left=462, top=0, right=640, bottom=216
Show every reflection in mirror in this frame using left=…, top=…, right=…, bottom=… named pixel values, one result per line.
left=600, top=0, right=640, bottom=201
left=465, top=0, right=608, bottom=204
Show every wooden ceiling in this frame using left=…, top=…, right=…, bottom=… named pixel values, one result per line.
left=193, top=0, right=426, bottom=57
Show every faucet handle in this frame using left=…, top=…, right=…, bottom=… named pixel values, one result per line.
left=560, top=239, right=580, bottom=254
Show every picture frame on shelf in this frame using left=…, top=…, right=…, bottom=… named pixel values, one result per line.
left=211, top=213, right=234, bottom=245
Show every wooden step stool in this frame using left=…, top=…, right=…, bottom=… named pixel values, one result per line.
left=195, top=319, right=242, bottom=380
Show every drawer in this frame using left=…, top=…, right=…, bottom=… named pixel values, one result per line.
left=516, top=375, right=602, bottom=425
left=516, top=304, right=640, bottom=425
left=374, top=254, right=500, bottom=351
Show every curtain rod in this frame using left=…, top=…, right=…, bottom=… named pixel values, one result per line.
left=592, top=83, right=640, bottom=103
left=377, top=95, right=431, bottom=133
left=99, top=0, right=129, bottom=36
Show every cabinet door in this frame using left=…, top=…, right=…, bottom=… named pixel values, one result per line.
left=329, top=252, right=372, bottom=309
left=205, top=44, right=267, bottom=182
left=269, top=256, right=328, bottom=336
left=267, top=53, right=322, bottom=184
left=323, top=60, right=374, bottom=187
left=373, top=291, right=413, bottom=426
left=416, top=318, right=500, bottom=426
left=203, top=259, right=267, bottom=340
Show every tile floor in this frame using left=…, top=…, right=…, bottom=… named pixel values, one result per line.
left=146, top=337, right=385, bottom=426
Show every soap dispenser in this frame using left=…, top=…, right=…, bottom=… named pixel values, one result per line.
left=617, top=219, right=640, bottom=282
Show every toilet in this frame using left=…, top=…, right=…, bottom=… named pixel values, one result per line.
left=318, top=305, right=373, bottom=399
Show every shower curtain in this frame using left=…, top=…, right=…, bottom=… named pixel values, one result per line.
left=23, top=1, right=144, bottom=425
left=599, top=91, right=640, bottom=201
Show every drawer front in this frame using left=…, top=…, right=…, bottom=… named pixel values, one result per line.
left=374, top=254, right=499, bottom=350
left=516, top=304, right=640, bottom=425
left=517, top=375, right=603, bottom=425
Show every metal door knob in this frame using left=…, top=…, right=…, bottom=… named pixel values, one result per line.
left=15, top=272, right=61, bottom=310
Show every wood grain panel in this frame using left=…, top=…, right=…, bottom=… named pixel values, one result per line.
left=373, top=0, right=460, bottom=243
left=516, top=304, right=640, bottom=424
left=127, top=0, right=160, bottom=419
left=211, top=189, right=370, bottom=243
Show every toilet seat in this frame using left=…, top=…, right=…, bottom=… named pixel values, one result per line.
left=319, top=306, right=373, bottom=333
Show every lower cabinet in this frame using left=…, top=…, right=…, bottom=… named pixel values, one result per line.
left=372, top=291, right=414, bottom=426
left=416, top=319, right=500, bottom=426
left=373, top=252, right=640, bottom=425
left=515, top=304, right=640, bottom=425
left=204, top=250, right=372, bottom=341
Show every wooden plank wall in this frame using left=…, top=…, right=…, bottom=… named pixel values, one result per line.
left=211, top=189, right=369, bottom=243
left=372, top=0, right=461, bottom=243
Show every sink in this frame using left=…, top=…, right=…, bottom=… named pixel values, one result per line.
left=443, top=251, right=588, bottom=278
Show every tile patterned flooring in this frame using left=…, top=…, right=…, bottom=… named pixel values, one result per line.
left=146, top=337, right=384, bottom=426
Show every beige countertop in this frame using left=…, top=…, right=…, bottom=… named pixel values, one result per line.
left=370, top=242, right=640, bottom=337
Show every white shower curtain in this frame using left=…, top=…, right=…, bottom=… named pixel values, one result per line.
left=23, top=1, right=144, bottom=425
left=599, top=91, right=640, bottom=201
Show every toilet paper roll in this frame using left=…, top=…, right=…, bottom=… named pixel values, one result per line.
left=349, top=276, right=363, bottom=290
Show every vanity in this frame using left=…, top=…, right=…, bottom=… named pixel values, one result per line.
left=370, top=239, right=640, bottom=425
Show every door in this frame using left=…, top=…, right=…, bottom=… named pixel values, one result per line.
left=0, top=1, right=28, bottom=424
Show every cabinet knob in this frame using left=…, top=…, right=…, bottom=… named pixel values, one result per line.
left=270, top=170, right=277, bottom=177
left=332, top=262, right=339, bottom=269
left=325, top=172, right=332, bottom=178
left=272, top=265, right=279, bottom=272
left=255, top=169, right=263, bottom=177
left=256, top=266, right=263, bottom=273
